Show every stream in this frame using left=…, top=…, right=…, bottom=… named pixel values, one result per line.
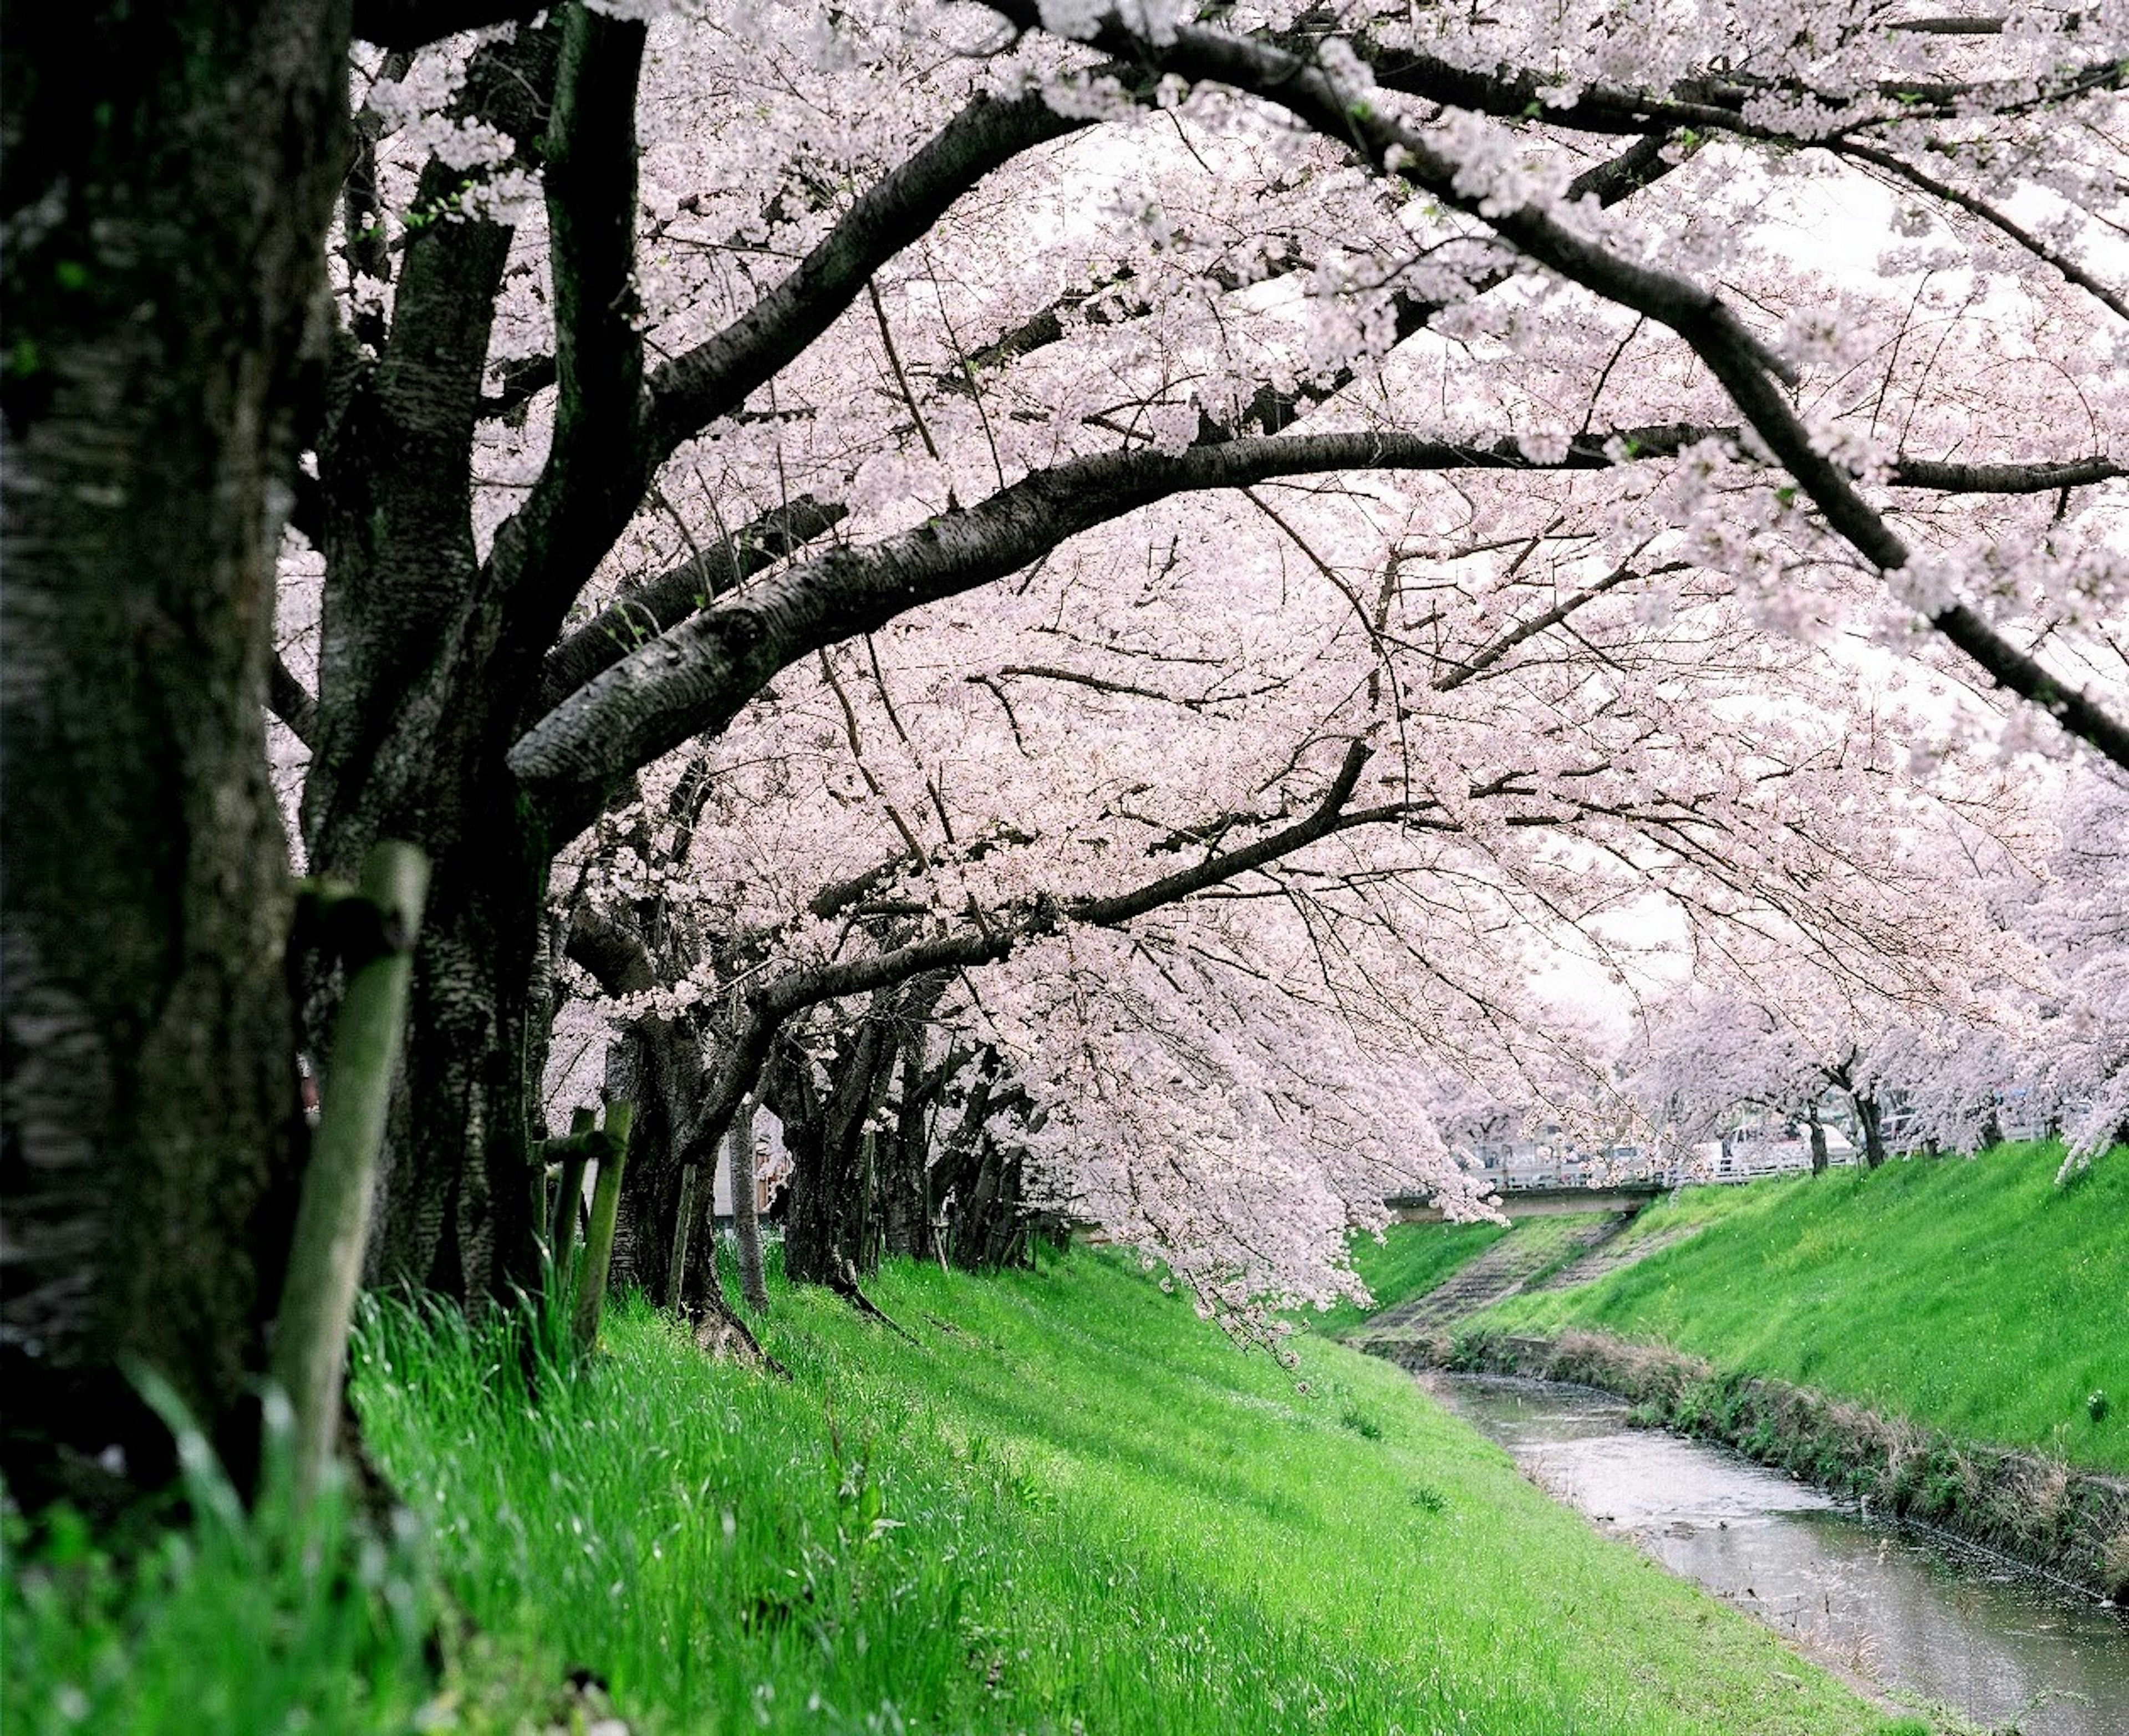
left=1429, top=1372, right=2127, bottom=1735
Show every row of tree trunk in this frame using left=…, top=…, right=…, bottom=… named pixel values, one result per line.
left=577, top=970, right=1053, bottom=1320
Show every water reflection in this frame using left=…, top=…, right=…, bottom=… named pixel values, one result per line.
left=1433, top=1373, right=2128, bottom=1736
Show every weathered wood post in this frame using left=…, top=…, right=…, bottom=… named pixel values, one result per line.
left=665, top=1164, right=700, bottom=1311
left=730, top=1096, right=769, bottom=1314
left=550, top=1106, right=597, bottom=1260
left=573, top=1101, right=634, bottom=1351
left=269, top=842, right=429, bottom=1506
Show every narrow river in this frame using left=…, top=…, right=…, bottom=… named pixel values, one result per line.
left=1429, top=1372, right=2127, bottom=1735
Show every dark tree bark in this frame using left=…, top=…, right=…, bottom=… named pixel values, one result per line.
left=1853, top=1091, right=1889, bottom=1169
left=1805, top=1100, right=1830, bottom=1175
left=561, top=903, right=705, bottom=1305
left=1, top=1, right=349, bottom=1505
left=302, top=24, right=567, bottom=1309
left=882, top=1036, right=938, bottom=1260
left=930, top=1061, right=1040, bottom=1275
left=950, top=1136, right=1030, bottom=1274
left=729, top=1097, right=768, bottom=1312
left=777, top=1001, right=899, bottom=1288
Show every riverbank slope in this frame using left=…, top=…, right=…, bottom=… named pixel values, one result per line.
left=8, top=1250, right=1921, bottom=1735
left=1480, top=1142, right=2129, bottom=1474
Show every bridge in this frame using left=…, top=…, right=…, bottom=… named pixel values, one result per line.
left=1386, top=1181, right=1667, bottom=1222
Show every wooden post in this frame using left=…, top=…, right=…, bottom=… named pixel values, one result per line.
left=550, top=1106, right=596, bottom=1260
left=269, top=842, right=429, bottom=1506
left=573, top=1101, right=634, bottom=1352
left=666, top=1164, right=700, bottom=1311
left=730, top=1096, right=768, bottom=1314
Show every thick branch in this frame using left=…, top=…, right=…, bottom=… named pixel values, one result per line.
left=507, top=428, right=1677, bottom=828
left=1343, top=26, right=2123, bottom=138
left=995, top=4, right=2129, bottom=768
left=645, top=90, right=1092, bottom=457
left=483, top=2, right=650, bottom=646
left=1887, top=454, right=2126, bottom=493
left=565, top=903, right=658, bottom=999
left=537, top=495, right=848, bottom=712
left=1203, top=131, right=1683, bottom=443
left=512, top=410, right=2129, bottom=826
left=480, top=354, right=559, bottom=423
left=270, top=653, right=319, bottom=747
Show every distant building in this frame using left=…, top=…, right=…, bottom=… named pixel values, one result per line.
left=711, top=1107, right=793, bottom=1218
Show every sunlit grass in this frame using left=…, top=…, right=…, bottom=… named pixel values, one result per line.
left=1483, top=1142, right=2129, bottom=1471
left=356, top=1248, right=1893, bottom=1735
left=9, top=1248, right=1921, bottom=1735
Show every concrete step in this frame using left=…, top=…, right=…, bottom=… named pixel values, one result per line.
left=1524, top=1223, right=1697, bottom=1292
left=1359, top=1213, right=1628, bottom=1340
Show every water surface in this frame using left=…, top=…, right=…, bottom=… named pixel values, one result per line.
left=1431, top=1372, right=2127, bottom=1735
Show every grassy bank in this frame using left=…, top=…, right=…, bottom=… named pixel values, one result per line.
left=5, top=1249, right=1924, bottom=1735
left=1479, top=1142, right=2129, bottom=1473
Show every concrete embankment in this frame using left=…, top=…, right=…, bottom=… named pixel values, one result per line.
left=1367, top=1324, right=2129, bottom=1602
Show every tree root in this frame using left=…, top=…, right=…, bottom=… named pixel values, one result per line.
left=686, top=1293, right=791, bottom=1381
left=826, top=1271, right=921, bottom=1347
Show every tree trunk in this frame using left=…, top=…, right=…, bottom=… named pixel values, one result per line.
left=950, top=1136, right=1030, bottom=1274
left=600, top=1013, right=699, bottom=1303
left=302, top=24, right=563, bottom=1315
left=929, top=1059, right=998, bottom=1254
left=1, top=1, right=347, bottom=1506
left=362, top=826, right=550, bottom=1306
left=678, top=1161, right=720, bottom=1318
left=1853, top=1091, right=1888, bottom=1169
left=730, top=1097, right=768, bottom=1312
left=781, top=1002, right=897, bottom=1287
left=882, top=1037, right=934, bottom=1259
left=664, top=1164, right=699, bottom=1311
left=1805, top=1101, right=1829, bottom=1175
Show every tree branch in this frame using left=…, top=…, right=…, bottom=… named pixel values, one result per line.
left=270, top=653, right=319, bottom=747
left=992, top=4, right=2129, bottom=769
left=645, top=90, right=1093, bottom=457
left=506, top=427, right=1683, bottom=830
left=352, top=0, right=550, bottom=48
left=480, top=354, right=559, bottom=424
left=483, top=1, right=650, bottom=650
left=1830, top=139, right=2129, bottom=324
left=1434, top=558, right=1682, bottom=693
left=1341, top=24, right=2123, bottom=138
left=673, top=739, right=1376, bottom=1165
left=537, top=500, right=848, bottom=713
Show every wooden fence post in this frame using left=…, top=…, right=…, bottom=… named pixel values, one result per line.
left=549, top=1105, right=597, bottom=1260
left=269, top=842, right=429, bottom=1506
left=573, top=1101, right=634, bottom=1351
left=666, top=1164, right=700, bottom=1311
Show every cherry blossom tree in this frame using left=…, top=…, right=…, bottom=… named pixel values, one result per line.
left=2016, top=770, right=2129, bottom=1172
left=253, top=0, right=2129, bottom=1321
left=11, top=0, right=2126, bottom=1500
left=544, top=467, right=2072, bottom=1308
left=1, top=0, right=551, bottom=1504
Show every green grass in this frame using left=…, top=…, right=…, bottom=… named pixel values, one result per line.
left=1481, top=1142, right=2129, bottom=1472
left=1, top=1404, right=437, bottom=1736
left=1303, top=1216, right=1512, bottom=1335
left=6, top=1249, right=1921, bottom=1735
